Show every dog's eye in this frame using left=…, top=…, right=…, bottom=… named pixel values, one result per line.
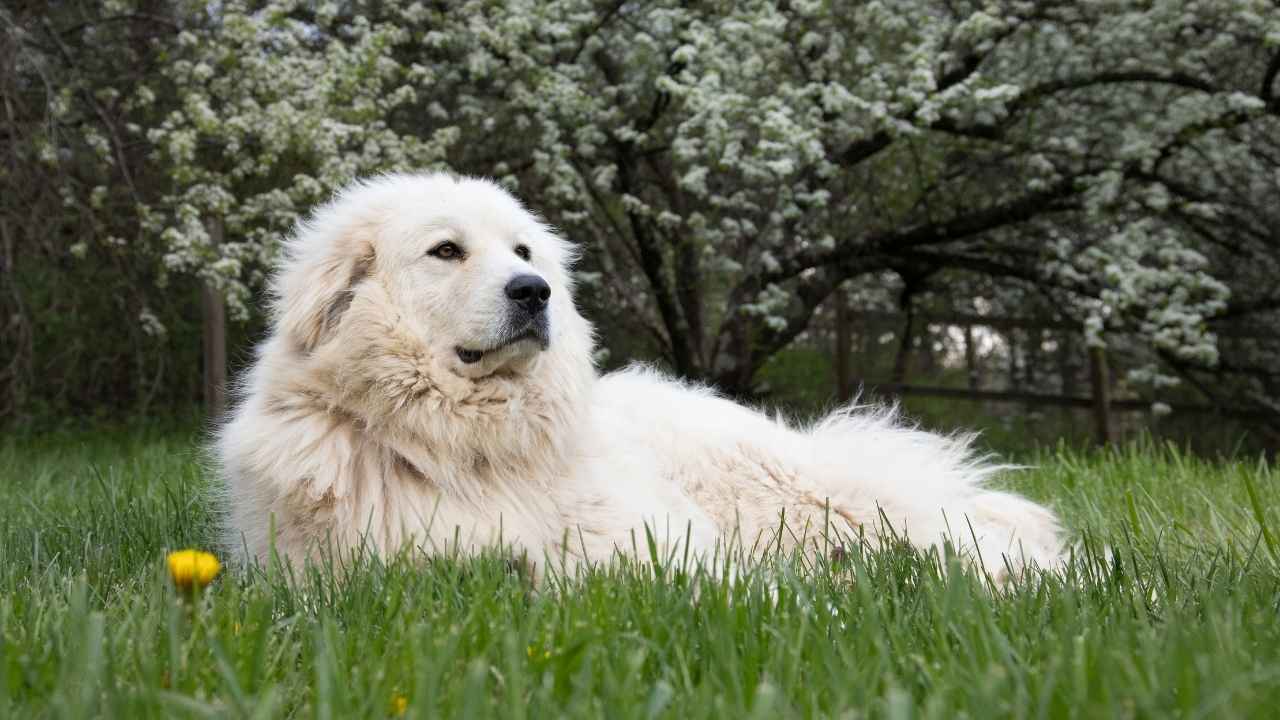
left=428, top=241, right=464, bottom=261
left=514, top=244, right=531, bottom=262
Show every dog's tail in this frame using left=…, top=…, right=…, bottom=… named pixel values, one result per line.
left=802, top=404, right=1066, bottom=580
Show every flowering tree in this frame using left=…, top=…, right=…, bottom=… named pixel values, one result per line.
left=144, top=1, right=460, bottom=320
left=11, top=0, right=1280, bottom=430
left=442, top=0, right=1279, bottom=403
left=156, top=0, right=1280, bottom=409
left=1, top=2, right=189, bottom=416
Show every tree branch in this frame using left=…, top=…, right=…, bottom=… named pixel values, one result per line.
left=832, top=23, right=1015, bottom=168
left=612, top=143, right=696, bottom=375
left=1262, top=48, right=1280, bottom=106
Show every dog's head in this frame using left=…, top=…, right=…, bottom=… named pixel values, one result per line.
left=272, top=173, right=586, bottom=383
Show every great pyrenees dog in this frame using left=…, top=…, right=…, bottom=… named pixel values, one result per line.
left=216, top=172, right=1064, bottom=581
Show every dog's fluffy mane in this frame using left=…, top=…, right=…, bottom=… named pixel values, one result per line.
left=217, top=174, right=595, bottom=564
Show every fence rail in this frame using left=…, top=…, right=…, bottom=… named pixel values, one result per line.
left=835, top=308, right=1278, bottom=444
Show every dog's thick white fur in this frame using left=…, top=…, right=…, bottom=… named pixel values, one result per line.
left=216, top=173, right=1064, bottom=580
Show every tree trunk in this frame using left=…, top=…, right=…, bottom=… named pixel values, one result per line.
left=202, top=216, right=227, bottom=420
left=1024, top=328, right=1040, bottom=387
left=712, top=313, right=756, bottom=399
left=1007, top=329, right=1021, bottom=391
left=833, top=287, right=853, bottom=401
left=856, top=315, right=869, bottom=392
left=918, top=323, right=938, bottom=376
left=675, top=239, right=705, bottom=370
left=1089, top=345, right=1115, bottom=445
left=891, top=298, right=915, bottom=386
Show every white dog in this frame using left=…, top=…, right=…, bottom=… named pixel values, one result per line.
left=216, top=173, right=1064, bottom=580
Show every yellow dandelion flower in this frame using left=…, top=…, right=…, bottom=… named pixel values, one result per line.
left=167, top=549, right=221, bottom=591
left=390, top=694, right=409, bottom=716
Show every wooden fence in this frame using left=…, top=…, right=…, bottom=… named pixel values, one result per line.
left=841, top=311, right=1278, bottom=444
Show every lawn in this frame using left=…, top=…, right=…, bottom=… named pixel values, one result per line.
left=2, top=426, right=1278, bottom=718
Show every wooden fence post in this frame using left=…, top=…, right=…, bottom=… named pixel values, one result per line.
left=964, top=323, right=980, bottom=391
left=1088, top=346, right=1114, bottom=445
left=1058, top=330, right=1078, bottom=399
left=202, top=216, right=227, bottom=420
left=891, top=294, right=915, bottom=385
left=1007, top=328, right=1021, bottom=391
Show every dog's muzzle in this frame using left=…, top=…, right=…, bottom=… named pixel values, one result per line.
left=455, top=275, right=552, bottom=364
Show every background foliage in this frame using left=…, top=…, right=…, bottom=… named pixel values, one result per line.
left=4, top=1, right=1279, bottom=448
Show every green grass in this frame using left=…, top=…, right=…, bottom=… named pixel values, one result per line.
left=2, top=429, right=1279, bottom=718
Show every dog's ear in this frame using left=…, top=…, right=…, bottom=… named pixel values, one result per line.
left=275, top=228, right=375, bottom=353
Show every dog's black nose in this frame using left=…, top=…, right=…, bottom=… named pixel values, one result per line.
left=505, top=274, right=551, bottom=314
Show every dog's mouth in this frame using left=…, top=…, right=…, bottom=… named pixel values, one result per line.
left=455, top=347, right=486, bottom=364
left=455, top=324, right=549, bottom=365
